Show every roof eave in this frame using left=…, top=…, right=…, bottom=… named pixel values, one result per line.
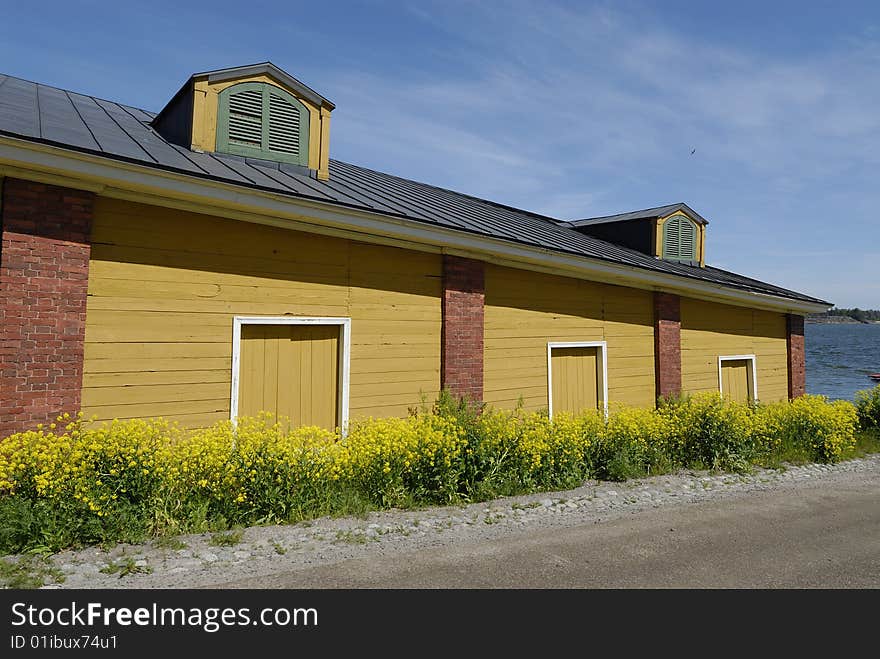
left=571, top=202, right=709, bottom=227
left=193, top=62, right=336, bottom=110
left=0, top=135, right=830, bottom=315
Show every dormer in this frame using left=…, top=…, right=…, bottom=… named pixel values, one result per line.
left=152, top=62, right=335, bottom=180
left=567, top=203, right=708, bottom=267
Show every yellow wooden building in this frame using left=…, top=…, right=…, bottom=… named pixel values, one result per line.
left=0, top=63, right=830, bottom=437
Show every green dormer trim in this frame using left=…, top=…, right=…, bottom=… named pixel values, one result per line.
left=662, top=214, right=698, bottom=264
left=216, top=82, right=309, bottom=166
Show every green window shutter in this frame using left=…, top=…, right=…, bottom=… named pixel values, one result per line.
left=662, top=214, right=697, bottom=263
left=217, top=82, right=310, bottom=166
left=680, top=219, right=696, bottom=258
left=664, top=216, right=682, bottom=258
left=267, top=90, right=301, bottom=155
left=226, top=88, right=263, bottom=148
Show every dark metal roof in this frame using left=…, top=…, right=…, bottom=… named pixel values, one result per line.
left=568, top=202, right=709, bottom=226
left=0, top=73, right=828, bottom=306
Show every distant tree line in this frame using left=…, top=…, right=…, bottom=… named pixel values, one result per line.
left=810, top=307, right=880, bottom=322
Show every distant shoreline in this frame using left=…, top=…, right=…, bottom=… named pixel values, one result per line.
left=806, top=316, right=880, bottom=325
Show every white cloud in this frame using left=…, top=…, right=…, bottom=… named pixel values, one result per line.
left=299, top=2, right=880, bottom=305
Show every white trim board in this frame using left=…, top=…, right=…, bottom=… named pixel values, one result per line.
left=717, top=354, right=758, bottom=403
left=230, top=316, right=351, bottom=433
left=546, top=341, right=609, bottom=419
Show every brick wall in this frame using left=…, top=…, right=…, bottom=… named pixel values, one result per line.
left=441, top=255, right=484, bottom=402
left=0, top=178, right=94, bottom=438
left=654, top=291, right=682, bottom=400
left=786, top=313, right=806, bottom=399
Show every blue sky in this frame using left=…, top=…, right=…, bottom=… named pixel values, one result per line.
left=2, top=0, right=878, bottom=307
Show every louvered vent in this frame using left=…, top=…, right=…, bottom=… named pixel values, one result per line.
left=680, top=222, right=695, bottom=256
left=664, top=217, right=682, bottom=257
left=227, top=89, right=263, bottom=148
left=268, top=92, right=300, bottom=155
left=217, top=82, right=310, bottom=166
left=663, top=215, right=697, bottom=262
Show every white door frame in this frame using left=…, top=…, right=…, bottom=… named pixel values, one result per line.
left=231, top=316, right=351, bottom=431
left=717, top=354, right=758, bottom=403
left=547, top=340, right=608, bottom=418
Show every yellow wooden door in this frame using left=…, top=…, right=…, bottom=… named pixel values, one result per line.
left=551, top=347, right=600, bottom=414
left=721, top=359, right=752, bottom=403
left=238, top=324, right=339, bottom=429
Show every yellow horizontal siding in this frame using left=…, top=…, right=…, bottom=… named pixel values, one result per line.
left=82, top=198, right=441, bottom=427
left=85, top=382, right=230, bottom=406
left=83, top=370, right=231, bottom=387
left=680, top=298, right=788, bottom=402
left=85, top=400, right=229, bottom=422
left=484, top=264, right=655, bottom=411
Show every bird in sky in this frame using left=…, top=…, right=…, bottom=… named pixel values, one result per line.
left=690, top=148, right=696, bottom=155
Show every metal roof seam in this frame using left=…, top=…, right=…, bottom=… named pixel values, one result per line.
left=330, top=162, right=454, bottom=220
left=341, top=161, right=589, bottom=247
left=268, top=164, right=345, bottom=201
left=367, top=169, right=652, bottom=261
left=88, top=95, right=158, bottom=165
left=114, top=102, right=210, bottom=176
left=311, top=173, right=402, bottom=214
left=247, top=163, right=336, bottom=202
left=34, top=83, right=42, bottom=139
left=61, top=89, right=101, bottom=150
left=119, top=105, right=155, bottom=124
left=204, top=152, right=260, bottom=186
left=342, top=165, right=511, bottom=238
left=330, top=158, right=566, bottom=227
left=330, top=162, right=472, bottom=230
left=344, top=171, right=683, bottom=270
left=383, top=175, right=549, bottom=240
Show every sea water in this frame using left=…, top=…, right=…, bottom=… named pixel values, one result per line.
left=806, top=323, right=880, bottom=401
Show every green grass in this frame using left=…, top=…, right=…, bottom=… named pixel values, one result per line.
left=333, top=529, right=369, bottom=545
left=208, top=528, right=244, bottom=547
left=324, top=488, right=372, bottom=520
left=755, top=439, right=815, bottom=469
left=749, top=428, right=879, bottom=470
left=153, top=535, right=187, bottom=550
left=99, top=556, right=152, bottom=578
left=0, top=555, right=65, bottom=589
left=849, top=429, right=880, bottom=459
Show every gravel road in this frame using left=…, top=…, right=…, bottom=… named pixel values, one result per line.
left=30, top=454, right=880, bottom=589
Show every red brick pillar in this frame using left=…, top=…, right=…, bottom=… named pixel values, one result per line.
left=786, top=314, right=805, bottom=399
left=441, top=255, right=484, bottom=402
left=0, top=178, right=94, bottom=438
left=654, top=291, right=682, bottom=400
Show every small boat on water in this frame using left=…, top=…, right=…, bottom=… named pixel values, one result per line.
left=870, top=373, right=880, bottom=382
